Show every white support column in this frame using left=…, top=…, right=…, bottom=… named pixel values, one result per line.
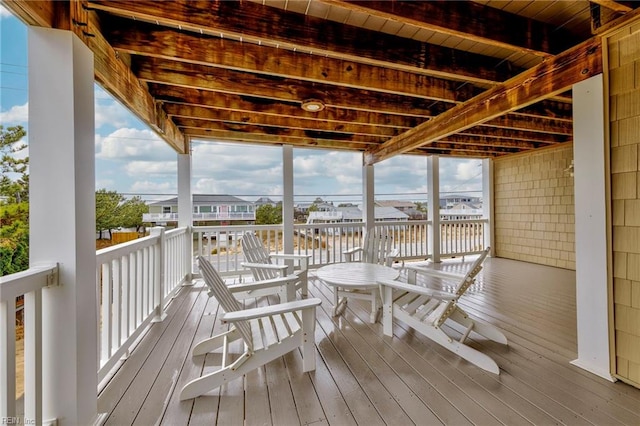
left=283, top=145, right=295, bottom=254
left=363, top=159, right=375, bottom=232
left=28, top=28, right=100, bottom=424
left=482, top=158, right=494, bottom=256
left=177, top=150, right=193, bottom=281
left=427, top=156, right=441, bottom=262
left=177, top=150, right=193, bottom=229
left=571, top=74, right=614, bottom=381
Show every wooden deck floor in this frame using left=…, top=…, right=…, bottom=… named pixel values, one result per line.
left=98, top=257, right=640, bottom=425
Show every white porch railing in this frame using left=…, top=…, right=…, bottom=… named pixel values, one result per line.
left=192, top=219, right=485, bottom=277
left=440, top=219, right=488, bottom=257
left=143, top=212, right=255, bottom=222
left=1, top=218, right=485, bottom=418
left=96, top=226, right=190, bottom=383
left=0, top=263, right=58, bottom=423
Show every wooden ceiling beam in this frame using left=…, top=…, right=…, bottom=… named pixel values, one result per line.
left=88, top=0, right=522, bottom=85
left=174, top=117, right=388, bottom=145
left=439, top=135, right=549, bottom=150
left=512, top=100, right=573, bottom=122
left=364, top=37, right=602, bottom=164
left=415, top=147, right=498, bottom=158
left=103, top=17, right=477, bottom=103
left=164, top=104, right=401, bottom=137
left=318, top=0, right=578, bottom=56
left=483, top=116, right=572, bottom=135
left=456, top=126, right=569, bottom=144
left=182, top=128, right=373, bottom=151
left=134, top=57, right=447, bottom=117
left=150, top=84, right=423, bottom=129
left=590, top=0, right=633, bottom=13
left=426, top=142, right=524, bottom=155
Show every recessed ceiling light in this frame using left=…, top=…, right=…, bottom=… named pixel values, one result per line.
left=301, top=99, right=325, bottom=112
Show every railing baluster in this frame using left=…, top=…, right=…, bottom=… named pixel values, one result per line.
left=24, top=289, right=42, bottom=424
left=0, top=298, right=16, bottom=417
left=101, top=262, right=112, bottom=360
left=113, top=258, right=121, bottom=348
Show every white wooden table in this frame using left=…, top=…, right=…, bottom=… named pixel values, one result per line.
left=317, top=262, right=400, bottom=323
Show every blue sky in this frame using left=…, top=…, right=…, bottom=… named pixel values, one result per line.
left=0, top=7, right=482, bottom=204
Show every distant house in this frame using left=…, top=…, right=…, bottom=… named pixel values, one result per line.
left=306, top=204, right=409, bottom=224
left=143, top=194, right=255, bottom=224
left=295, top=197, right=335, bottom=214
left=375, top=200, right=416, bottom=212
left=439, top=194, right=482, bottom=209
left=376, top=200, right=425, bottom=220
left=254, top=197, right=278, bottom=207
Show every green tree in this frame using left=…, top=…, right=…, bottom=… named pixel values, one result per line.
left=118, top=196, right=149, bottom=232
left=415, top=201, right=427, bottom=214
left=0, top=126, right=29, bottom=275
left=96, top=189, right=124, bottom=239
left=255, top=204, right=282, bottom=224
left=0, top=202, right=29, bottom=275
left=0, top=125, right=28, bottom=203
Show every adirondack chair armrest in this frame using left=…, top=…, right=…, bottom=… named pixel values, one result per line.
left=377, top=279, right=458, bottom=301
left=269, top=253, right=311, bottom=268
left=387, top=247, right=400, bottom=261
left=241, top=262, right=289, bottom=275
left=222, top=297, right=322, bottom=322
left=405, top=265, right=464, bottom=281
left=343, top=246, right=363, bottom=262
left=226, top=274, right=298, bottom=294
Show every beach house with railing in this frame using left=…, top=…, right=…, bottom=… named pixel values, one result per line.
left=2, top=1, right=640, bottom=424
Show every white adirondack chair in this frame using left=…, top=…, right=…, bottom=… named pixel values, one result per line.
left=377, top=247, right=508, bottom=374
left=343, top=227, right=399, bottom=267
left=180, top=256, right=322, bottom=400
left=330, top=227, right=399, bottom=322
left=241, top=232, right=310, bottom=301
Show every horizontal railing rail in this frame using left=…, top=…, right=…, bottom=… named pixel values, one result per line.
left=143, top=212, right=255, bottom=222
left=0, top=263, right=58, bottom=423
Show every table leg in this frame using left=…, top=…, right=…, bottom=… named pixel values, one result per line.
left=369, top=289, right=380, bottom=323
left=333, top=297, right=348, bottom=316
left=332, top=287, right=348, bottom=316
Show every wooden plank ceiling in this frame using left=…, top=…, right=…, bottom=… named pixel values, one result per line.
left=5, top=0, right=640, bottom=163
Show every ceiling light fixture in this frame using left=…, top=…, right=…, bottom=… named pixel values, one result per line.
left=301, top=99, right=325, bottom=112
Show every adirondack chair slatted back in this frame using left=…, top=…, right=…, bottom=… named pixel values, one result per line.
left=242, top=232, right=279, bottom=281
left=363, top=228, right=393, bottom=265
left=197, top=256, right=254, bottom=351
left=453, top=247, right=490, bottom=297
left=434, top=247, right=490, bottom=327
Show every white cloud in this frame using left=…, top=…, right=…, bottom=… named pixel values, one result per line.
left=455, top=160, right=482, bottom=181
left=124, top=161, right=177, bottom=177
left=130, top=180, right=176, bottom=193
left=0, top=5, right=12, bottom=19
left=96, top=128, right=175, bottom=161
left=96, top=178, right=115, bottom=189
left=0, top=102, right=28, bottom=124
left=95, top=101, right=135, bottom=129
